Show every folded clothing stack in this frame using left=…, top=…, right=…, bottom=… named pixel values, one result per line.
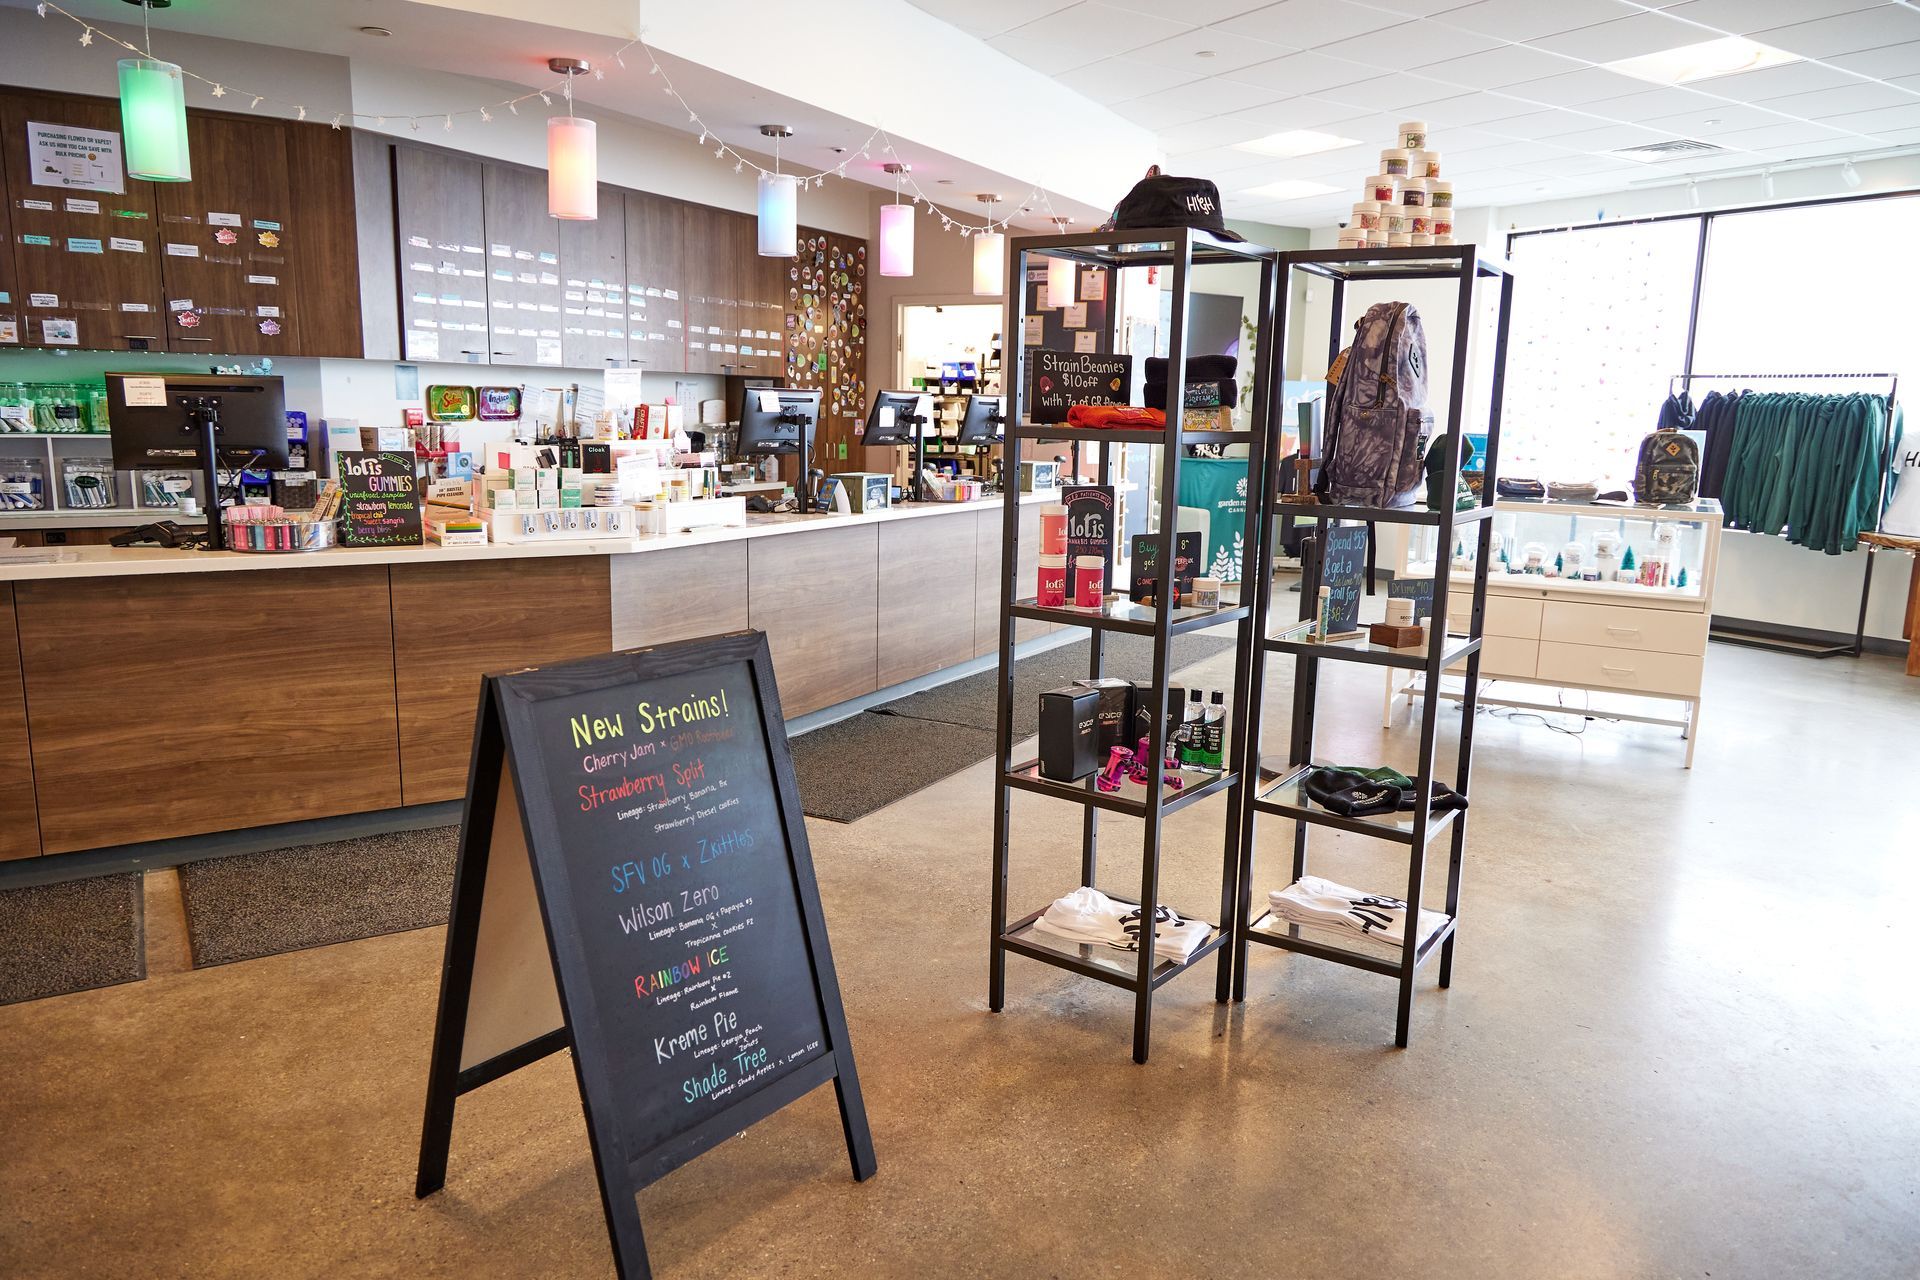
left=1268, top=875, right=1447, bottom=949
left=1030, top=885, right=1211, bottom=962
left=1144, top=355, right=1237, bottom=412
left=1303, top=765, right=1468, bottom=817
left=1065, top=404, right=1166, bottom=430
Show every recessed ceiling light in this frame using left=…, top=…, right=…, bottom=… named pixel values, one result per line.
left=359, top=25, right=392, bottom=37
left=1241, top=179, right=1342, bottom=200
left=1195, top=49, right=1216, bottom=58
left=1603, top=36, right=1799, bottom=86
left=1233, top=129, right=1361, bottom=159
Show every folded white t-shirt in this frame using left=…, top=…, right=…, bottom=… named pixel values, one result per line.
left=1268, top=876, right=1444, bottom=949
left=1033, top=886, right=1211, bottom=962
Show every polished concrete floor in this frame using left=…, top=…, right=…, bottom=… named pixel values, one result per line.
left=3, top=641, right=1918, bottom=1279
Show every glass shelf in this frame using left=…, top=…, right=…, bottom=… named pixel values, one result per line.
left=1263, top=629, right=1481, bottom=672
left=1250, top=761, right=1461, bottom=845
left=1001, top=899, right=1228, bottom=991
left=1004, top=758, right=1237, bottom=817
left=1010, top=596, right=1245, bottom=636
left=1245, top=906, right=1454, bottom=977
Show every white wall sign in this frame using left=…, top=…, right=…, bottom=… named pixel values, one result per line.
left=27, top=121, right=125, bottom=193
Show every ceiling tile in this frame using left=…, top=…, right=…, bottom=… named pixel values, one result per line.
left=1313, top=19, right=1499, bottom=70
left=1418, top=44, right=1588, bottom=90
left=1157, top=117, right=1270, bottom=150
left=1644, top=103, right=1798, bottom=135
left=1710, top=119, right=1861, bottom=149
left=1369, top=0, right=1490, bottom=16
left=1427, top=0, right=1640, bottom=42
left=989, top=2, right=1194, bottom=74
left=910, top=0, right=1076, bottom=37
left=1531, top=11, right=1721, bottom=63
left=1704, top=59, right=1876, bottom=100
left=1404, top=91, right=1547, bottom=127
left=1132, top=24, right=1301, bottom=71
left=1753, top=7, right=1920, bottom=59
left=1215, top=0, right=1415, bottom=48
left=1104, top=0, right=1279, bottom=22
left=1118, top=75, right=1285, bottom=125
left=1519, top=153, right=1651, bottom=177
left=1764, top=81, right=1920, bottom=120
left=1315, top=73, right=1466, bottom=110
left=1170, top=144, right=1300, bottom=175
left=1499, top=67, right=1660, bottom=106
left=1538, top=123, right=1678, bottom=152
left=1822, top=39, right=1920, bottom=78
left=1053, top=59, right=1197, bottom=104
left=1482, top=107, right=1618, bottom=139
left=1583, top=85, right=1728, bottom=120
left=1816, top=100, right=1920, bottom=135
left=1222, top=49, right=1387, bottom=92
left=1444, top=139, right=1585, bottom=167
left=1655, top=0, right=1893, bottom=38
left=1208, top=95, right=1373, bottom=134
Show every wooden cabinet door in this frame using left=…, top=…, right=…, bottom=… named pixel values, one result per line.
left=679, top=201, right=732, bottom=376
left=0, top=91, right=165, bottom=351
left=481, top=159, right=561, bottom=368
left=625, top=190, right=684, bottom=373
left=0, top=178, right=16, bottom=350
left=393, top=144, right=487, bottom=365
left=151, top=112, right=297, bottom=357
left=748, top=245, right=788, bottom=379
left=559, top=183, right=628, bottom=372
left=283, top=121, right=363, bottom=358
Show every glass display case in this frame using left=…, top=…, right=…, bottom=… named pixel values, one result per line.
left=1404, top=497, right=1721, bottom=608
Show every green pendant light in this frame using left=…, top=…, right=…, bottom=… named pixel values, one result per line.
left=118, top=0, right=191, bottom=183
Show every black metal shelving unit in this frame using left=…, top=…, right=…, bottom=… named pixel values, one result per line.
left=988, top=226, right=1279, bottom=1064
left=1231, top=245, right=1516, bottom=1048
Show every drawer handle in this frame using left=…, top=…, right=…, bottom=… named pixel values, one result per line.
left=1605, top=625, right=1642, bottom=636
left=1601, top=663, right=1636, bottom=676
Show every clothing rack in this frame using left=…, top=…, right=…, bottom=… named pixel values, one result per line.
left=1668, top=370, right=1900, bottom=658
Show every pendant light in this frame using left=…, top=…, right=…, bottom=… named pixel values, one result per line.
left=757, top=125, right=797, bottom=257
left=1046, top=217, right=1076, bottom=309
left=879, top=162, right=914, bottom=278
left=119, top=0, right=190, bottom=183
left=972, top=193, right=1005, bottom=297
left=546, top=57, right=597, bottom=221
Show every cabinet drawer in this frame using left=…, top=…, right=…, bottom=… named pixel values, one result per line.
left=1536, top=641, right=1702, bottom=698
left=1447, top=593, right=1542, bottom=639
left=1540, top=601, right=1707, bottom=656
left=1446, top=635, right=1536, bottom=678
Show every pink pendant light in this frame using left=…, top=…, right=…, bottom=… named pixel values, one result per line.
left=972, top=193, right=1005, bottom=296
left=1046, top=217, right=1076, bottom=308
left=546, top=57, right=597, bottom=220
left=879, top=162, right=914, bottom=278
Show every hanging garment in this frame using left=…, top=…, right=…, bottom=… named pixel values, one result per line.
left=1696, top=390, right=1743, bottom=499
left=1031, top=886, right=1210, bottom=962
left=1657, top=390, right=1695, bottom=430
left=1718, top=392, right=1891, bottom=555
left=1267, top=876, right=1448, bottom=949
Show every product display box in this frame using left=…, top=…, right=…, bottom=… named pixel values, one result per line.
left=1130, top=681, right=1184, bottom=748
left=1072, top=677, right=1132, bottom=753
left=1020, top=460, right=1060, bottom=493
left=1037, top=686, right=1102, bottom=781
left=830, top=472, right=891, bottom=514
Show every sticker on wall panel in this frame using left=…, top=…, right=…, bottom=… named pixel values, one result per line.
left=119, top=302, right=150, bottom=313
left=107, top=236, right=143, bottom=253
left=213, top=228, right=238, bottom=246
left=166, top=242, right=199, bottom=257
left=408, top=235, right=431, bottom=249
left=22, top=234, right=52, bottom=247
left=404, top=329, right=441, bottom=361
left=248, top=275, right=278, bottom=286
left=207, top=211, right=241, bottom=227
left=0, top=320, right=17, bottom=344
left=258, top=318, right=282, bottom=337
left=257, top=305, right=281, bottom=318
left=66, top=238, right=102, bottom=254
left=28, top=292, right=58, bottom=307
left=168, top=298, right=193, bottom=311
left=253, top=219, right=282, bottom=231
left=256, top=230, right=280, bottom=248
left=537, top=251, right=557, bottom=265
left=64, top=197, right=100, bottom=215
left=22, top=198, right=53, bottom=211
left=536, top=338, right=562, bottom=364
left=174, top=310, right=201, bottom=329
left=39, top=317, right=76, bottom=345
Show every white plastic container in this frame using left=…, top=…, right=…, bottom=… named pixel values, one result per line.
left=1410, top=233, right=1434, bottom=247
left=1365, top=229, right=1389, bottom=248
left=1400, top=176, right=1429, bottom=207
left=1381, top=210, right=1410, bottom=236
left=1380, top=147, right=1410, bottom=177
left=1420, top=151, right=1442, bottom=179
left=1429, top=179, right=1454, bottom=209
left=1388, top=232, right=1413, bottom=248
left=1337, top=231, right=1367, bottom=249
left=1399, top=120, right=1428, bottom=150
left=1367, top=174, right=1398, bottom=204
left=1350, top=200, right=1381, bottom=230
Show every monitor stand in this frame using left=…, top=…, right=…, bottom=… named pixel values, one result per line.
left=902, top=414, right=929, bottom=501
left=180, top=395, right=229, bottom=552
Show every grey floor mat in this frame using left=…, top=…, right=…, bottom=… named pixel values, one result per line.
left=791, top=630, right=1238, bottom=823
left=0, top=874, right=145, bottom=1006
left=178, top=827, right=458, bottom=968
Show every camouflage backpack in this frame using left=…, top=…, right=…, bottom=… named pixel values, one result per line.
left=1316, top=301, right=1428, bottom=508
left=1633, top=427, right=1701, bottom=505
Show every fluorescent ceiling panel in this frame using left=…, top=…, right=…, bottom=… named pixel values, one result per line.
left=1232, top=128, right=1362, bottom=158
left=1603, top=36, right=1803, bottom=85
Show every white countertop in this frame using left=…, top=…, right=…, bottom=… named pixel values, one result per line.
left=0, top=491, right=1055, bottom=582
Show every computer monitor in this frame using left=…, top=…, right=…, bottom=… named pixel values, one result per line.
left=735, top=387, right=822, bottom=457
left=105, top=373, right=291, bottom=550
left=863, top=391, right=929, bottom=448
left=955, top=394, right=1005, bottom=445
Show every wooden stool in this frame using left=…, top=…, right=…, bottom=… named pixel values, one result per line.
left=1860, top=531, right=1920, bottom=676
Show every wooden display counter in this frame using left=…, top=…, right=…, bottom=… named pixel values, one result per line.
left=0, top=498, right=1048, bottom=859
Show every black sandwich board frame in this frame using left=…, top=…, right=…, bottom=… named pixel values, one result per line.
left=414, top=630, right=875, bottom=1280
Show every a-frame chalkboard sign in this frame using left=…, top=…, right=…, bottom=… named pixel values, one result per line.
left=414, top=630, right=875, bottom=1279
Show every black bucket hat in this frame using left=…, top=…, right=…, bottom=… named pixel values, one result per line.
left=1110, top=173, right=1245, bottom=242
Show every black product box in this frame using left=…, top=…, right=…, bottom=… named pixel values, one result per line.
left=1037, top=686, right=1102, bottom=781
left=1131, top=531, right=1202, bottom=604
left=1073, top=677, right=1132, bottom=753
left=1129, top=681, right=1184, bottom=750
left=582, top=442, right=613, bottom=474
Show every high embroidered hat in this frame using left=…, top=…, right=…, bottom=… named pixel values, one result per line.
left=1110, top=174, right=1245, bottom=242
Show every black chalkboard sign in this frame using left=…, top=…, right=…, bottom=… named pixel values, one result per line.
left=1388, top=574, right=1435, bottom=622
left=1321, top=524, right=1368, bottom=634
left=338, top=450, right=422, bottom=546
left=1030, top=349, right=1132, bottom=423
left=415, top=631, right=873, bottom=1280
